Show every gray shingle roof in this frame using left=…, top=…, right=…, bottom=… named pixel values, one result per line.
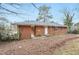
left=14, top=21, right=67, bottom=27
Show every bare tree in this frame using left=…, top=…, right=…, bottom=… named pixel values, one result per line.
left=62, top=9, right=75, bottom=33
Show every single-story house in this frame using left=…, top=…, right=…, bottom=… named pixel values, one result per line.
left=72, top=23, right=79, bottom=31
left=14, top=21, right=67, bottom=39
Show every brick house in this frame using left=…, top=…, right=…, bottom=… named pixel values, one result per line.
left=15, top=21, right=67, bottom=39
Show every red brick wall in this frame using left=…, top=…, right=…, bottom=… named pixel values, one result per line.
left=60, top=27, right=67, bottom=34
left=48, top=26, right=55, bottom=35
left=18, top=25, right=32, bottom=39
left=35, top=26, right=45, bottom=36
left=54, top=27, right=63, bottom=35
left=18, top=25, right=67, bottom=39
left=48, top=26, right=67, bottom=35
left=18, top=25, right=45, bottom=39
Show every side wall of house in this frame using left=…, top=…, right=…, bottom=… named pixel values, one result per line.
left=54, top=27, right=66, bottom=35
left=48, top=26, right=67, bottom=35
left=59, top=27, right=67, bottom=34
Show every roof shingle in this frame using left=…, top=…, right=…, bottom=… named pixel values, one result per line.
left=14, top=21, right=67, bottom=27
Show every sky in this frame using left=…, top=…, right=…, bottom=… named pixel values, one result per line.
left=0, top=3, right=79, bottom=24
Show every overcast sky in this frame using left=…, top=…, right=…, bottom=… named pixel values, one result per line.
left=0, top=3, right=79, bottom=24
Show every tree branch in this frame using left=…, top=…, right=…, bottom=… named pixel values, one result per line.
left=31, top=3, right=39, bottom=10
left=0, top=3, right=21, bottom=14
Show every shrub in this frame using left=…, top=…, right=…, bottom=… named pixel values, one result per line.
left=0, top=32, right=2, bottom=39
left=71, top=30, right=79, bottom=34
left=9, top=31, right=20, bottom=40
left=0, top=30, right=20, bottom=41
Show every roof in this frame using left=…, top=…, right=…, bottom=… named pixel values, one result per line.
left=74, top=22, right=79, bottom=26
left=14, top=21, right=67, bottom=27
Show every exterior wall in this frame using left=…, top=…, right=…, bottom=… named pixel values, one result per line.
left=35, top=26, right=45, bottom=36
left=18, top=25, right=67, bottom=39
left=60, top=27, right=67, bottom=34
left=54, top=27, right=63, bottom=35
left=48, top=26, right=55, bottom=35
left=48, top=26, right=67, bottom=35
left=18, top=25, right=32, bottom=39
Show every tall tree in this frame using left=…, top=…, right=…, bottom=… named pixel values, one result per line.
left=37, top=5, right=52, bottom=22
left=63, top=9, right=74, bottom=33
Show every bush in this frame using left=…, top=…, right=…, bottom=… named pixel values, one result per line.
left=0, top=32, right=2, bottom=39
left=9, top=31, right=20, bottom=40
left=0, top=30, right=20, bottom=41
left=71, top=30, right=79, bottom=34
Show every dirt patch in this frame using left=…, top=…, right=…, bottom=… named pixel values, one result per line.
left=53, top=39, right=79, bottom=55
left=0, top=34, right=79, bottom=55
